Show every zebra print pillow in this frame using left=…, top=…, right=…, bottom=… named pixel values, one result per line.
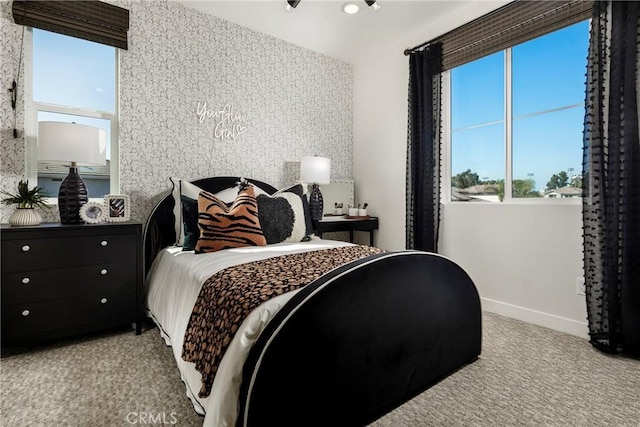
left=195, top=185, right=267, bottom=253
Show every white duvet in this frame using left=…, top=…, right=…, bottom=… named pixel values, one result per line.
left=145, top=239, right=352, bottom=427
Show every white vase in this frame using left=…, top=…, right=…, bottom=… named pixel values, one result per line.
left=8, top=208, right=42, bottom=226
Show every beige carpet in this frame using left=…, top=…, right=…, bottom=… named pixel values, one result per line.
left=1, top=312, right=639, bottom=426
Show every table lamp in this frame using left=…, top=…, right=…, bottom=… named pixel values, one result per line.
left=38, top=121, right=107, bottom=224
left=300, top=155, right=330, bottom=221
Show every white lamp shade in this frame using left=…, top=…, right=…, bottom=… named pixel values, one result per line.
left=38, top=121, right=107, bottom=166
left=300, top=156, right=330, bottom=184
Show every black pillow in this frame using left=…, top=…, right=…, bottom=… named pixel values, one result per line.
left=181, top=195, right=200, bottom=251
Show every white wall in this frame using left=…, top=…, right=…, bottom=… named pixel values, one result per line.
left=440, top=203, right=587, bottom=337
left=352, top=1, right=589, bottom=338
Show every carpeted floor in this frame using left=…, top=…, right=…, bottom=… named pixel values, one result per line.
left=1, top=312, right=639, bottom=426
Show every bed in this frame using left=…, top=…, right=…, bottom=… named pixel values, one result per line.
left=143, top=176, right=482, bottom=427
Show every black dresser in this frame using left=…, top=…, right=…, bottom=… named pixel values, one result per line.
left=1, top=222, right=143, bottom=346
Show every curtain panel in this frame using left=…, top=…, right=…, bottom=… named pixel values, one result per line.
left=582, top=0, right=640, bottom=356
left=406, top=43, right=443, bottom=253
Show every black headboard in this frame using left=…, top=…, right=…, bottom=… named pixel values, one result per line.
left=143, top=177, right=278, bottom=273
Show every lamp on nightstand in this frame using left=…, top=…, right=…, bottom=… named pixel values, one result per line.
left=38, top=121, right=106, bottom=224
left=300, top=155, right=330, bottom=221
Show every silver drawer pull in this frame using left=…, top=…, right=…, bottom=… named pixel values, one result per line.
left=22, top=309, right=30, bottom=317
left=100, top=269, right=108, bottom=275
left=21, top=277, right=30, bottom=285
left=100, top=240, right=108, bottom=247
left=100, top=298, right=108, bottom=304
left=21, top=245, right=30, bottom=252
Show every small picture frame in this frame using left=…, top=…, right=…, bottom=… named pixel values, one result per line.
left=79, top=202, right=106, bottom=224
left=104, top=194, right=131, bottom=222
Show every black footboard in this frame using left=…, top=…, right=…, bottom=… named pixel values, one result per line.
left=237, top=251, right=482, bottom=427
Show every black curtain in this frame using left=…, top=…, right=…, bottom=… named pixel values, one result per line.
left=582, top=0, right=640, bottom=357
left=406, top=43, right=443, bottom=252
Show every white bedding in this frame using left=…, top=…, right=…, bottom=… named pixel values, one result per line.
left=145, top=239, right=353, bottom=427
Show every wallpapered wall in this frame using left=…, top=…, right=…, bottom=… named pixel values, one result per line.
left=0, top=1, right=26, bottom=222
left=0, top=0, right=353, bottom=223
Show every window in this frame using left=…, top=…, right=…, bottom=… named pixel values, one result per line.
left=28, top=28, right=118, bottom=199
left=446, top=20, right=590, bottom=202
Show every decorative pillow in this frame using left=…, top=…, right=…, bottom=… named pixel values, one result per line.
left=257, top=184, right=313, bottom=244
left=288, top=183, right=314, bottom=238
left=195, top=185, right=267, bottom=253
left=298, top=187, right=314, bottom=237
left=170, top=178, right=204, bottom=246
left=170, top=177, right=270, bottom=247
left=180, top=195, right=199, bottom=251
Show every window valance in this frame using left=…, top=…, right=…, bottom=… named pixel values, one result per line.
left=12, top=0, right=129, bottom=50
left=406, top=0, right=593, bottom=71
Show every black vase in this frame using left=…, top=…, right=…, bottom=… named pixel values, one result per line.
left=58, top=167, right=88, bottom=224
left=309, top=183, right=324, bottom=221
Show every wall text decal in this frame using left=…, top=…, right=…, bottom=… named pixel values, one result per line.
left=197, top=102, right=247, bottom=140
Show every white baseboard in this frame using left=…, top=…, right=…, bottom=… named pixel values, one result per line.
left=481, top=297, right=589, bottom=339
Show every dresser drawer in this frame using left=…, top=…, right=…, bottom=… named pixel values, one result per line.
left=1, top=288, right=136, bottom=339
left=1, top=233, right=136, bottom=273
left=1, top=222, right=142, bottom=344
left=2, top=261, right=136, bottom=305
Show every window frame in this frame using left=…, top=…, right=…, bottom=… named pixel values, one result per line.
left=24, top=28, right=120, bottom=202
left=442, top=28, right=587, bottom=206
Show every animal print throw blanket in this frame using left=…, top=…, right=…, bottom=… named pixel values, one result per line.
left=182, top=245, right=384, bottom=398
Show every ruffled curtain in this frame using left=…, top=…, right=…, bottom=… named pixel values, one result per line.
left=582, top=0, right=640, bottom=356
left=406, top=43, right=443, bottom=252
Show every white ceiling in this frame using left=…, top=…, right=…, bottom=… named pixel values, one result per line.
left=175, top=0, right=482, bottom=63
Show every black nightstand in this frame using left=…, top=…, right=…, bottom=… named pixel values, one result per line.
left=314, top=217, right=379, bottom=246
left=1, top=221, right=143, bottom=346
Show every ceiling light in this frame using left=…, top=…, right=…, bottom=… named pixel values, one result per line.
left=284, top=1, right=380, bottom=14
left=285, top=0, right=300, bottom=12
left=365, top=1, right=381, bottom=11
left=342, top=2, right=360, bottom=14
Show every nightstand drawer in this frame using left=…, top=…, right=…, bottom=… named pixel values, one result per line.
left=1, top=288, right=136, bottom=339
left=1, top=233, right=136, bottom=273
left=2, top=262, right=136, bottom=305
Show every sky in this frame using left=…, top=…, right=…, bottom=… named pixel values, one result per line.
left=33, top=29, right=115, bottom=113
left=450, top=20, right=590, bottom=191
left=33, top=29, right=116, bottom=160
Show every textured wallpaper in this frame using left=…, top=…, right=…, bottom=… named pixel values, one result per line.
left=0, top=0, right=353, bottom=223
left=0, top=1, right=26, bottom=222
